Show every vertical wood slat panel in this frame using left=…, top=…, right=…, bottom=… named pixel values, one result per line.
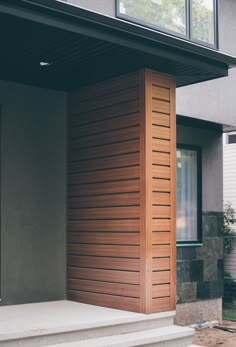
left=68, top=71, right=142, bottom=312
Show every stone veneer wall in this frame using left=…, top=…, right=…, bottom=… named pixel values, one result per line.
left=177, top=212, right=224, bottom=306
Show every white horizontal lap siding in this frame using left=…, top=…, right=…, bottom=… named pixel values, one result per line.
left=224, top=144, right=236, bottom=211
left=224, top=140, right=236, bottom=277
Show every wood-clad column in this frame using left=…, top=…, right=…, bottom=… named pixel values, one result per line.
left=140, top=69, right=176, bottom=313
left=67, top=69, right=176, bottom=314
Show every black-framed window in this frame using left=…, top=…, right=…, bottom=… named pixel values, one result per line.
left=116, top=0, right=218, bottom=49
left=176, top=145, right=202, bottom=243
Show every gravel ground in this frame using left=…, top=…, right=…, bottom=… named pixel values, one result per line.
left=193, top=321, right=236, bottom=347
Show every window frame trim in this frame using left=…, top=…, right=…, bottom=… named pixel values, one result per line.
left=116, top=0, right=218, bottom=49
left=189, top=0, right=218, bottom=49
left=176, top=144, right=202, bottom=245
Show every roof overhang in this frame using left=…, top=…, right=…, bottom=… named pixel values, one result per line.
left=1, top=0, right=236, bottom=90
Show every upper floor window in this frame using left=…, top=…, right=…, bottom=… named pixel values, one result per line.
left=117, top=0, right=218, bottom=48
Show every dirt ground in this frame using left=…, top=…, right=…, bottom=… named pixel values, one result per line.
left=193, top=320, right=236, bottom=347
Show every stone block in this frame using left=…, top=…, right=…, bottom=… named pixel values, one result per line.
left=177, top=261, right=190, bottom=283
left=190, top=260, right=204, bottom=282
left=197, top=282, right=210, bottom=300
left=217, top=259, right=224, bottom=280
left=210, top=280, right=223, bottom=299
left=178, top=282, right=197, bottom=303
left=204, top=259, right=217, bottom=281
left=203, top=213, right=218, bottom=237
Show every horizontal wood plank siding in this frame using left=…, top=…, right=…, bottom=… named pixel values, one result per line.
left=68, top=71, right=142, bottom=312
left=150, top=71, right=176, bottom=312
left=67, top=69, right=176, bottom=314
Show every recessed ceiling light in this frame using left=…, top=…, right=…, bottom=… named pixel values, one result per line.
left=40, top=61, right=52, bottom=67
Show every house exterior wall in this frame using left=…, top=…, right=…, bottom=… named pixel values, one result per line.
left=223, top=134, right=236, bottom=278
left=225, top=241, right=236, bottom=278
left=0, top=81, right=67, bottom=305
left=223, top=134, right=236, bottom=220
left=176, top=0, right=236, bottom=127
left=176, top=124, right=224, bottom=324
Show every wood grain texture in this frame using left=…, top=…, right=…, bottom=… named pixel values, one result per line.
left=71, top=99, right=139, bottom=126
left=69, top=166, right=139, bottom=184
left=68, top=290, right=140, bottom=313
left=68, top=256, right=140, bottom=271
left=70, top=71, right=140, bottom=108
left=68, top=180, right=140, bottom=197
left=68, top=71, right=142, bottom=312
left=152, top=297, right=172, bottom=313
left=151, top=70, right=176, bottom=312
left=69, top=193, right=140, bottom=208
left=68, top=232, right=140, bottom=245
left=152, top=284, right=170, bottom=298
left=152, top=152, right=170, bottom=166
left=70, top=138, right=139, bottom=161
left=152, top=113, right=170, bottom=127
left=152, top=245, right=170, bottom=258
left=152, top=232, right=170, bottom=245
left=68, top=244, right=140, bottom=258
left=152, top=138, right=170, bottom=153
left=169, top=76, right=177, bottom=310
left=69, top=279, right=140, bottom=298
left=152, top=125, right=170, bottom=140
left=71, top=113, right=140, bottom=139
left=69, top=153, right=140, bottom=173
left=68, top=267, right=140, bottom=284
left=139, top=69, right=153, bottom=313
left=68, top=220, right=140, bottom=232
left=72, top=126, right=140, bottom=149
left=152, top=258, right=170, bottom=271
left=152, top=99, right=170, bottom=114
left=68, top=206, right=139, bottom=220
left=152, top=178, right=171, bottom=192
left=152, top=192, right=170, bottom=206
left=67, top=69, right=176, bottom=314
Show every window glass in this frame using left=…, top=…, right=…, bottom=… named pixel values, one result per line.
left=227, top=134, right=236, bottom=145
left=119, top=0, right=187, bottom=35
left=176, top=148, right=198, bottom=242
left=191, top=0, right=215, bottom=45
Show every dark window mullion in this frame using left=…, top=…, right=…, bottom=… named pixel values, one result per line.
left=214, top=0, right=219, bottom=49
left=186, top=0, right=191, bottom=41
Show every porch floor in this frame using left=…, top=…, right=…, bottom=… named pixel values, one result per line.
left=0, top=300, right=174, bottom=342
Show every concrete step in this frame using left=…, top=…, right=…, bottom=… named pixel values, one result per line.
left=42, top=325, right=194, bottom=347
left=0, top=301, right=176, bottom=347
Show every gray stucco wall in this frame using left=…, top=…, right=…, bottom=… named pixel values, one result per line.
left=177, top=124, right=223, bottom=212
left=177, top=0, right=236, bottom=126
left=177, top=123, right=224, bottom=311
left=0, top=81, right=67, bottom=305
left=59, top=0, right=115, bottom=17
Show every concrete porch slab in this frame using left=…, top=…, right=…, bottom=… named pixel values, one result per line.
left=0, top=300, right=175, bottom=347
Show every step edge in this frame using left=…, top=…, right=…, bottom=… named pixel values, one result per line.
left=43, top=326, right=195, bottom=347
left=0, top=312, right=175, bottom=342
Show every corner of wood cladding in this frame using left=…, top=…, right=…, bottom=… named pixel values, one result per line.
left=67, top=69, right=176, bottom=314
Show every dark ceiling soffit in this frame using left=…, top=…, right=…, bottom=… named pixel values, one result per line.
left=1, top=0, right=235, bottom=76
left=177, top=114, right=223, bottom=132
